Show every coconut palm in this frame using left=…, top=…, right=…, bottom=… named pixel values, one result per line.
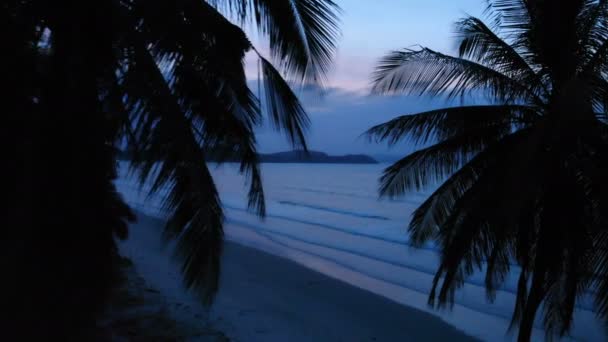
left=366, top=1, right=608, bottom=341
left=1, top=0, right=339, bottom=338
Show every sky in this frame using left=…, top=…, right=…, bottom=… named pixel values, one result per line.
left=247, top=0, right=488, bottom=156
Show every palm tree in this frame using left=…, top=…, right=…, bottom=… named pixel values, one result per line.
left=2, top=0, right=339, bottom=339
left=366, top=1, right=608, bottom=341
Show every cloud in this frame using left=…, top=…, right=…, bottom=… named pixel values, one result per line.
left=244, top=66, right=486, bottom=157
left=254, top=84, right=458, bottom=156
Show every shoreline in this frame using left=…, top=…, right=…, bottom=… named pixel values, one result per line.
left=120, top=213, right=478, bottom=341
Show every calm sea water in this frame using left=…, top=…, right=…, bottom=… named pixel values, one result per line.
left=116, top=162, right=604, bottom=341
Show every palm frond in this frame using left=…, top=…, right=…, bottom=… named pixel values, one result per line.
left=240, top=150, right=266, bottom=215
left=143, top=108, right=226, bottom=303
left=577, top=126, right=608, bottom=321
left=153, top=116, right=224, bottom=304
left=590, top=75, right=608, bottom=113
left=371, top=47, right=541, bottom=104
left=540, top=149, right=604, bottom=335
left=485, top=0, right=532, bottom=31
left=532, top=173, right=589, bottom=336
left=365, top=105, right=537, bottom=146
left=592, top=232, right=608, bottom=317
left=408, top=156, right=481, bottom=247
left=121, top=0, right=268, bottom=215
left=378, top=124, right=512, bottom=198
left=456, top=16, right=547, bottom=97
left=211, top=0, right=341, bottom=84
left=582, top=39, right=608, bottom=76
left=127, top=0, right=317, bottom=153
left=406, top=125, right=556, bottom=323
left=257, top=53, right=310, bottom=150
left=407, top=126, right=536, bottom=248
left=489, top=1, right=597, bottom=81
left=428, top=129, right=543, bottom=309
left=188, top=98, right=267, bottom=217
left=577, top=0, right=608, bottom=56
left=165, top=41, right=266, bottom=217
left=117, top=17, right=271, bottom=301
left=511, top=125, right=608, bottom=337
left=115, top=33, right=228, bottom=302
left=580, top=0, right=608, bottom=75
left=129, top=0, right=251, bottom=56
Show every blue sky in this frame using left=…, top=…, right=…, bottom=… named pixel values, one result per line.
left=325, top=0, right=485, bottom=90
left=248, top=0, right=488, bottom=155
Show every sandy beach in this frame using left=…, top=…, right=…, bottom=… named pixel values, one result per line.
left=120, top=214, right=477, bottom=341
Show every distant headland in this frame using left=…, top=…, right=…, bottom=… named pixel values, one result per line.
left=118, top=149, right=378, bottom=164
left=258, top=150, right=378, bottom=164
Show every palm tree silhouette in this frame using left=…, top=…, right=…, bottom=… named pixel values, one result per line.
left=367, top=1, right=608, bottom=341
left=2, top=0, right=339, bottom=339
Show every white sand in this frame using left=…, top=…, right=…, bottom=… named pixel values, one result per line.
left=120, top=214, right=478, bottom=341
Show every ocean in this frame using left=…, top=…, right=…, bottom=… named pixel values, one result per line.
left=116, top=162, right=603, bottom=341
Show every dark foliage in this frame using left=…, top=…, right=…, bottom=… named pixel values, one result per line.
left=1, top=0, right=339, bottom=339
left=367, top=1, right=608, bottom=341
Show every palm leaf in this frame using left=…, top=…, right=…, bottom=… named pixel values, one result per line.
left=365, top=104, right=537, bottom=146
left=484, top=0, right=534, bottom=36
left=371, top=47, right=541, bottom=104
left=120, top=0, right=268, bottom=215
left=408, top=126, right=536, bottom=248
left=129, top=0, right=250, bottom=55
left=154, top=117, right=224, bottom=303
left=592, top=232, right=608, bottom=317
left=188, top=96, right=267, bottom=216
left=578, top=0, right=608, bottom=76
left=114, top=33, right=229, bottom=301
left=378, top=124, right=512, bottom=198
left=408, top=155, right=481, bottom=247
left=211, top=0, right=341, bottom=84
left=257, top=53, right=310, bottom=149
left=456, top=16, right=547, bottom=98
left=577, top=0, right=608, bottom=57
left=428, top=128, right=540, bottom=308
